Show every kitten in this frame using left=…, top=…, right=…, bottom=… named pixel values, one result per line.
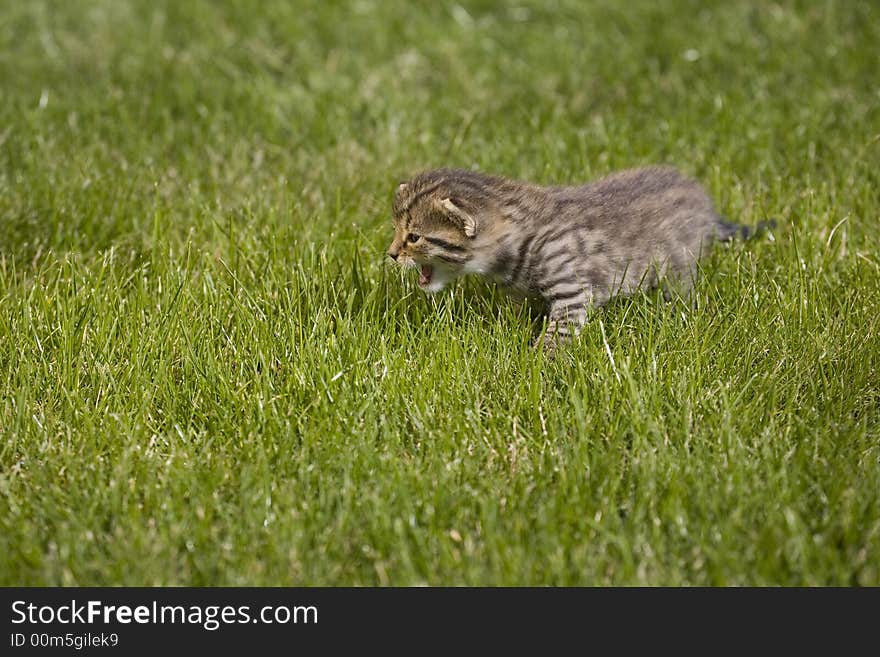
left=387, top=166, right=770, bottom=351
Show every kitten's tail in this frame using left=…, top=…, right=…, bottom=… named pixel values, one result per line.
left=715, top=217, right=777, bottom=242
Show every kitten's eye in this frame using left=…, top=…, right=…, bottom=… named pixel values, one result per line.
left=407, top=233, right=421, bottom=243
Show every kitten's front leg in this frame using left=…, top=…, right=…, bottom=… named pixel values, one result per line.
left=539, top=297, right=590, bottom=353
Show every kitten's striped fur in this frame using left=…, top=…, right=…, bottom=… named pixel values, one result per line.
left=387, top=166, right=768, bottom=351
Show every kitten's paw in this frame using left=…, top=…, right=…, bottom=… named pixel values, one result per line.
left=535, top=332, right=564, bottom=356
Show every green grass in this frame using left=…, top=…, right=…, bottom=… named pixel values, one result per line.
left=1, top=0, right=879, bottom=585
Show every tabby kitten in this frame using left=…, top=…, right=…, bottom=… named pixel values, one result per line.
left=387, top=166, right=767, bottom=351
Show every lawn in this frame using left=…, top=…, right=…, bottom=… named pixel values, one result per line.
left=1, top=0, right=878, bottom=585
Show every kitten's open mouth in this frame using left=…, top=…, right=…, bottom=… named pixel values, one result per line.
left=418, top=264, right=433, bottom=288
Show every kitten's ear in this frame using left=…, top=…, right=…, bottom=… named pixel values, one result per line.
left=436, top=197, right=477, bottom=237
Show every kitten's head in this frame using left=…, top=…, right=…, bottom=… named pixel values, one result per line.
left=387, top=173, right=479, bottom=293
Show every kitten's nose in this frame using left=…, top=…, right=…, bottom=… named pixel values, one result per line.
left=387, top=248, right=399, bottom=261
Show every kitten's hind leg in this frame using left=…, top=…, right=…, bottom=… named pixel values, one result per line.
left=661, top=275, right=693, bottom=303
left=661, top=260, right=698, bottom=307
